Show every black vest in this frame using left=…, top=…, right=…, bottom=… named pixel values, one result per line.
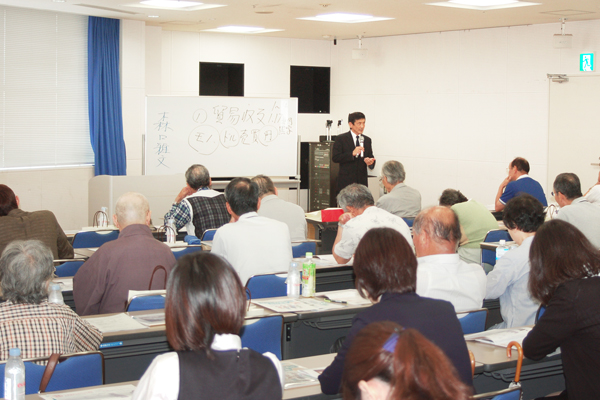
left=177, top=349, right=282, bottom=400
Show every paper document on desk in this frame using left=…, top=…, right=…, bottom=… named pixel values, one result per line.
left=253, top=297, right=344, bottom=313
left=39, top=384, right=136, bottom=399
left=465, top=327, right=532, bottom=348
left=282, top=362, right=322, bottom=389
left=53, top=277, right=73, bottom=292
left=127, top=289, right=166, bottom=301
left=313, top=254, right=352, bottom=266
left=316, top=289, right=372, bottom=306
left=132, top=312, right=165, bottom=327
left=87, top=313, right=147, bottom=333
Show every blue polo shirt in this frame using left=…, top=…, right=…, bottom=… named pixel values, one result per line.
left=500, top=176, right=547, bottom=206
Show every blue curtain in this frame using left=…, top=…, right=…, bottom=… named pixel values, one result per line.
left=88, top=17, right=126, bottom=176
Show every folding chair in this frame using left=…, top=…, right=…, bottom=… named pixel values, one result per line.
left=472, top=341, right=523, bottom=400
left=39, top=351, right=104, bottom=393
left=240, top=316, right=284, bottom=360
left=201, top=229, right=218, bottom=241
left=72, top=230, right=119, bottom=249
left=481, top=229, right=512, bottom=268
left=292, top=241, right=317, bottom=258
left=171, top=246, right=203, bottom=260
left=0, top=358, right=46, bottom=397
left=402, top=217, right=415, bottom=228
left=126, top=294, right=166, bottom=312
left=245, top=273, right=288, bottom=299
left=55, top=260, right=85, bottom=277
left=457, top=308, right=488, bottom=334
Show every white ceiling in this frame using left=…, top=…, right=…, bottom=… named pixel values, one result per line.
left=0, top=0, right=598, bottom=40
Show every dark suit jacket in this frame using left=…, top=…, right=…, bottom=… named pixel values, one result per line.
left=332, top=131, right=375, bottom=192
left=318, top=292, right=473, bottom=394
left=523, top=277, right=600, bottom=400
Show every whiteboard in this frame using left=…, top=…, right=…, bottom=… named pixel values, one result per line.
left=548, top=75, right=600, bottom=192
left=145, top=96, right=298, bottom=177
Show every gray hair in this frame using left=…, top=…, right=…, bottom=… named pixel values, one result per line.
left=251, top=175, right=276, bottom=197
left=337, top=184, right=374, bottom=211
left=115, top=192, right=149, bottom=227
left=185, top=164, right=210, bottom=189
left=413, top=206, right=461, bottom=247
left=381, top=161, right=405, bottom=185
left=0, top=240, right=54, bottom=304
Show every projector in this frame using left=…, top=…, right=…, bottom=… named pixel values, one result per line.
left=352, top=48, right=368, bottom=59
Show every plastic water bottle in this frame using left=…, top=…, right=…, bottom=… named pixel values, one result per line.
left=48, top=283, right=64, bottom=305
left=302, top=252, right=316, bottom=297
left=4, top=348, right=25, bottom=400
left=166, top=218, right=176, bottom=244
left=496, top=240, right=509, bottom=262
left=96, top=207, right=108, bottom=227
left=287, top=261, right=301, bottom=298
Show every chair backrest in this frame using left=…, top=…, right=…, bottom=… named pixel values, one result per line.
left=126, top=294, right=166, bottom=312
left=171, top=246, right=203, bottom=260
left=457, top=308, right=488, bottom=334
left=292, top=241, right=317, bottom=258
left=41, top=352, right=104, bottom=393
left=535, top=305, right=546, bottom=322
left=201, top=229, right=217, bottom=241
left=481, top=229, right=512, bottom=267
left=245, top=274, right=287, bottom=299
left=240, top=316, right=283, bottom=360
left=0, top=361, right=46, bottom=397
left=472, top=385, right=522, bottom=400
left=402, top=217, right=415, bottom=228
left=72, top=230, right=119, bottom=249
left=54, top=260, right=85, bottom=277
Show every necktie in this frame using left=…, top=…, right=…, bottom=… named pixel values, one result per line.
left=355, top=135, right=360, bottom=148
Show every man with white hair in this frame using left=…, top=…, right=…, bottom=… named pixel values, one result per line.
left=74, top=192, right=176, bottom=316
left=376, top=160, right=421, bottom=218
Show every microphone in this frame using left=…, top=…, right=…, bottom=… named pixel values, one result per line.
left=359, top=135, right=364, bottom=158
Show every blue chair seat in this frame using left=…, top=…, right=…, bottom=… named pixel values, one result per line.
left=72, top=230, right=119, bottom=249
left=245, top=274, right=288, bottom=299
left=457, top=308, right=488, bottom=334
left=240, top=316, right=283, bottom=360
left=481, top=229, right=512, bottom=268
left=42, top=352, right=104, bottom=392
left=126, top=295, right=166, bottom=312
left=55, top=260, right=85, bottom=277
left=292, top=242, right=317, bottom=258
left=171, top=246, right=203, bottom=260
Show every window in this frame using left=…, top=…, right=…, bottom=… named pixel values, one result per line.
left=0, top=6, right=93, bottom=170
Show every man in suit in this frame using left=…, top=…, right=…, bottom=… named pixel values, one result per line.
left=332, top=112, right=375, bottom=194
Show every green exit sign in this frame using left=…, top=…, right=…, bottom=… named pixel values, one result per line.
left=580, top=53, right=594, bottom=72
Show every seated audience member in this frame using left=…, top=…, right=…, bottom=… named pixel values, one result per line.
left=495, top=157, right=547, bottom=212
left=74, top=192, right=176, bottom=316
left=163, top=164, right=230, bottom=237
left=0, top=184, right=73, bottom=259
left=211, top=178, right=292, bottom=285
left=133, top=252, right=283, bottom=400
left=584, top=171, right=600, bottom=204
left=333, top=184, right=412, bottom=264
left=319, top=228, right=473, bottom=395
left=375, top=160, right=421, bottom=218
left=523, top=220, right=600, bottom=400
left=251, top=174, right=307, bottom=241
left=413, top=207, right=486, bottom=313
left=553, top=172, right=600, bottom=248
left=439, top=189, right=499, bottom=265
left=342, top=321, right=472, bottom=400
left=0, top=240, right=102, bottom=360
left=486, top=194, right=544, bottom=328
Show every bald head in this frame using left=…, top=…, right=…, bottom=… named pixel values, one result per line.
left=114, top=192, right=151, bottom=230
left=413, top=206, right=461, bottom=257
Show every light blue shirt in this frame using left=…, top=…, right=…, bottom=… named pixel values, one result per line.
left=485, top=236, right=539, bottom=329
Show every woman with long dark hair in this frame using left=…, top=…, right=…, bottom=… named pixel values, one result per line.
left=342, top=321, right=472, bottom=400
left=523, top=219, right=600, bottom=400
left=133, top=252, right=283, bottom=400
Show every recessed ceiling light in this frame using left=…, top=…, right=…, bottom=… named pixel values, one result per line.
left=426, top=0, right=540, bottom=10
left=148, top=15, right=160, bottom=18
left=298, top=13, right=393, bottom=24
left=140, top=0, right=203, bottom=8
left=203, top=25, right=284, bottom=34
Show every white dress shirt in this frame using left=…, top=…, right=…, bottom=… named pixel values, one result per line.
left=211, top=212, right=293, bottom=285
left=334, top=206, right=413, bottom=260
left=132, top=334, right=284, bottom=400
left=416, top=253, right=487, bottom=313
left=257, top=195, right=307, bottom=241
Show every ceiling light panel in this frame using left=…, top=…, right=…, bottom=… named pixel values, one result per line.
left=127, top=1, right=225, bottom=11
left=298, top=13, right=393, bottom=23
left=203, top=26, right=284, bottom=34
left=426, top=0, right=540, bottom=10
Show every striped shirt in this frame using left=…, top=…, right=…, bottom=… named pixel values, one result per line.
left=0, top=300, right=102, bottom=361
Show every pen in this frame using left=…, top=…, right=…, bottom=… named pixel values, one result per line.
left=320, top=296, right=347, bottom=305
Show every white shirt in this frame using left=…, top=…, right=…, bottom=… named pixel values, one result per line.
left=132, top=334, right=283, bottom=400
left=334, top=206, right=413, bottom=260
left=416, top=253, right=487, bottom=313
left=211, top=212, right=293, bottom=285
left=257, top=195, right=307, bottom=241
left=586, top=185, right=600, bottom=205
left=556, top=197, right=600, bottom=248
left=485, top=236, right=539, bottom=329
